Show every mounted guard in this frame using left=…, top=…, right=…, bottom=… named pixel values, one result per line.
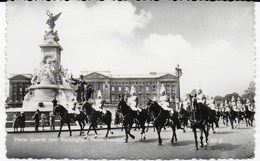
left=93, top=90, right=106, bottom=114
left=158, top=84, right=174, bottom=115
left=127, top=86, right=142, bottom=115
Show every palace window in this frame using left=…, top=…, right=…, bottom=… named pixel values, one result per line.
left=118, top=86, right=122, bottom=92
left=146, top=86, right=149, bottom=92
left=139, top=86, right=143, bottom=93
left=111, top=87, right=115, bottom=92
left=125, top=87, right=129, bottom=92
left=152, top=85, right=156, bottom=92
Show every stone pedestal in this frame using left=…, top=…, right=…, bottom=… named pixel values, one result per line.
left=20, top=29, right=74, bottom=111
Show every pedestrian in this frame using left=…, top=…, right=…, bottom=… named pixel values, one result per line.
left=19, top=112, right=26, bottom=132
left=41, top=113, right=47, bottom=130
left=33, top=109, right=40, bottom=131
left=12, top=112, right=20, bottom=132
left=49, top=110, right=56, bottom=130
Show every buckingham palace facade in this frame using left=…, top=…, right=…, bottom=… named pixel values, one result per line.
left=81, top=71, right=179, bottom=107
left=7, top=71, right=179, bottom=108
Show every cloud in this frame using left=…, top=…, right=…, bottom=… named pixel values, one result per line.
left=6, top=1, right=152, bottom=76
left=141, top=34, right=253, bottom=96
left=6, top=1, right=254, bottom=97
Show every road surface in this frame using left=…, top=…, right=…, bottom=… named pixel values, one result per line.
left=6, top=122, right=254, bottom=159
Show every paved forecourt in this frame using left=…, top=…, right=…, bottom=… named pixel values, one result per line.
left=6, top=122, right=254, bottom=159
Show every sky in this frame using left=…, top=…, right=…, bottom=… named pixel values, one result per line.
left=6, top=1, right=255, bottom=97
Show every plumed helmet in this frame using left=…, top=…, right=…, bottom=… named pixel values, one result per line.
left=160, top=84, right=166, bottom=94
left=97, top=90, right=102, bottom=98
left=130, top=86, right=136, bottom=95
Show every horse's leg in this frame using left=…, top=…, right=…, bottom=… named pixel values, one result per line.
left=124, top=122, right=129, bottom=143
left=146, top=121, right=149, bottom=133
left=78, top=121, right=81, bottom=136
left=105, top=123, right=110, bottom=138
left=67, top=121, right=72, bottom=136
left=156, top=124, right=162, bottom=146
left=128, top=122, right=135, bottom=139
left=200, top=128, right=204, bottom=148
left=174, top=124, right=177, bottom=141
left=212, top=122, right=215, bottom=133
left=92, top=122, right=98, bottom=138
left=84, top=122, right=93, bottom=139
left=58, top=121, right=64, bottom=137
left=139, top=121, right=146, bottom=141
left=215, top=119, right=219, bottom=132
left=82, top=121, right=86, bottom=134
left=193, top=127, right=198, bottom=150
left=171, top=124, right=177, bottom=143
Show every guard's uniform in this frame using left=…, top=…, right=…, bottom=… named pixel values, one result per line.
left=231, top=97, right=239, bottom=112
left=224, top=100, right=230, bottom=112
left=158, top=84, right=173, bottom=114
left=208, top=98, right=215, bottom=111
left=93, top=90, right=106, bottom=113
left=127, top=86, right=141, bottom=112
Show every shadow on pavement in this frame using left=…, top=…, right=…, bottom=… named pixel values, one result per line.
left=214, top=131, right=235, bottom=135
left=209, top=143, right=240, bottom=151
left=170, top=140, right=195, bottom=146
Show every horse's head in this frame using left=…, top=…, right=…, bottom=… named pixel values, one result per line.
left=146, top=99, right=160, bottom=117
left=117, top=95, right=131, bottom=116
left=82, top=101, right=93, bottom=116
left=54, top=104, right=67, bottom=116
left=189, top=94, right=197, bottom=111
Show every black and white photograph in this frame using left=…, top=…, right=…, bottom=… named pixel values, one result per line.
left=4, top=1, right=256, bottom=159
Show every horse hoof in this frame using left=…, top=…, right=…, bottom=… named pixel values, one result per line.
left=200, top=144, right=203, bottom=148
left=213, top=131, right=216, bottom=134
left=110, top=131, right=114, bottom=135
left=158, top=142, right=162, bottom=146
left=125, top=139, right=128, bottom=143
left=175, top=138, right=177, bottom=142
left=194, top=146, right=198, bottom=150
left=144, top=136, right=146, bottom=140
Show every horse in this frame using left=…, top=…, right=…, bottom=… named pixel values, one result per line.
left=178, top=105, right=190, bottom=133
left=209, top=109, right=220, bottom=133
left=188, top=95, right=211, bottom=150
left=117, top=96, right=148, bottom=143
left=82, top=101, right=113, bottom=138
left=222, top=107, right=231, bottom=126
left=53, top=102, right=87, bottom=137
left=244, top=105, right=255, bottom=127
left=146, top=99, right=179, bottom=145
left=229, top=108, right=243, bottom=129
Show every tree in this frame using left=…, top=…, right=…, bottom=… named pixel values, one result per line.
left=242, top=81, right=255, bottom=103
left=224, top=92, right=240, bottom=102
left=190, top=89, right=197, bottom=96
left=214, top=95, right=224, bottom=102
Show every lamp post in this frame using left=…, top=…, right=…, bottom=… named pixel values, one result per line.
left=175, top=64, right=182, bottom=102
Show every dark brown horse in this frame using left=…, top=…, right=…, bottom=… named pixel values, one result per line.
left=82, top=86, right=113, bottom=138
left=146, top=99, right=179, bottom=145
left=82, top=102, right=113, bottom=138
left=117, top=95, right=149, bottom=142
left=188, top=95, right=211, bottom=150
left=53, top=101, right=87, bottom=137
